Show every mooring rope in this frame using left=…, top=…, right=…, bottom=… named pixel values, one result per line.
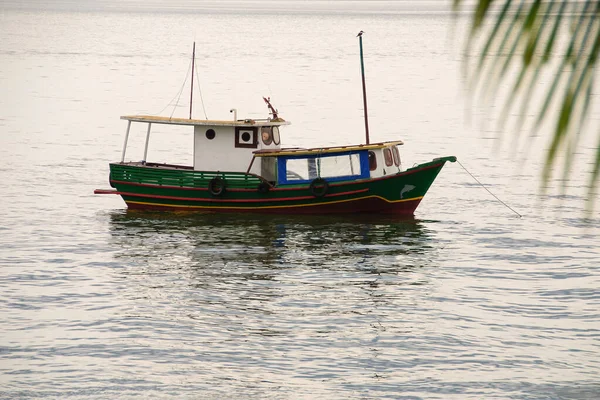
left=457, top=160, right=522, bottom=218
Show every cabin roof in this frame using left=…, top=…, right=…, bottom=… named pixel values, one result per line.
left=253, top=140, right=404, bottom=157
left=120, top=115, right=291, bottom=127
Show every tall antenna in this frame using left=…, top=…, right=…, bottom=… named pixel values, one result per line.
left=357, top=31, right=370, bottom=145
left=189, top=42, right=195, bottom=119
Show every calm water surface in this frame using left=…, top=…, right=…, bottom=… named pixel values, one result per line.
left=1, top=3, right=599, bottom=399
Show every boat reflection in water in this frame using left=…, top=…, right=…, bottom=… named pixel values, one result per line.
left=107, top=211, right=439, bottom=277
left=105, top=210, right=443, bottom=344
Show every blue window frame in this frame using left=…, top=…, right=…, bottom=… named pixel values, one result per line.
left=277, top=150, right=370, bottom=185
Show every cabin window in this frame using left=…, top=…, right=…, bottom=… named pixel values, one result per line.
left=392, top=146, right=401, bottom=166
left=318, top=153, right=361, bottom=179
left=277, top=151, right=369, bottom=185
left=368, top=151, right=377, bottom=171
left=272, top=126, right=280, bottom=145
left=261, top=126, right=273, bottom=145
left=384, top=148, right=393, bottom=167
left=285, top=158, right=311, bottom=181
left=235, top=127, right=258, bottom=149
left=205, top=129, right=216, bottom=140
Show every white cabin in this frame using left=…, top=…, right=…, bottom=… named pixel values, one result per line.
left=119, top=115, right=290, bottom=176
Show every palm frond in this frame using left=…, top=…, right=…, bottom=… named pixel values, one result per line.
left=454, top=0, right=600, bottom=209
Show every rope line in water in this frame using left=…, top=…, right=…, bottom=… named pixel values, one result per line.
left=457, top=160, right=522, bottom=218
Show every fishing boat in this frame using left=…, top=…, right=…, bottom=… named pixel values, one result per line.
left=94, top=35, right=456, bottom=215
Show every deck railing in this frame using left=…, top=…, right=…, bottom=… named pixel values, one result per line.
left=110, top=163, right=264, bottom=189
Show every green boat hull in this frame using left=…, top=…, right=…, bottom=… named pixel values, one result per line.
left=99, top=156, right=456, bottom=215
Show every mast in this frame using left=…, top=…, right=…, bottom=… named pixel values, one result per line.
left=357, top=31, right=370, bottom=145
left=189, top=42, right=195, bottom=120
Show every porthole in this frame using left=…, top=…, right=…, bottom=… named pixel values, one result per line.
left=205, top=129, right=216, bottom=140
left=272, top=126, right=280, bottom=145
left=235, top=127, right=258, bottom=148
left=261, top=126, right=273, bottom=145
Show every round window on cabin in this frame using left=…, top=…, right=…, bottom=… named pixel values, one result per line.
left=272, top=126, right=280, bottom=145
left=261, top=126, right=273, bottom=145
left=384, top=148, right=393, bottom=167
left=392, top=146, right=401, bottom=166
left=206, top=129, right=216, bottom=140
left=241, top=132, right=251, bottom=142
left=368, top=151, right=377, bottom=171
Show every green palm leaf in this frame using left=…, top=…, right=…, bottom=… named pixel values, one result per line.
left=454, top=0, right=600, bottom=210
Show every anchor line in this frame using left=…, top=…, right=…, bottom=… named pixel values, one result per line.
left=457, top=160, right=522, bottom=218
